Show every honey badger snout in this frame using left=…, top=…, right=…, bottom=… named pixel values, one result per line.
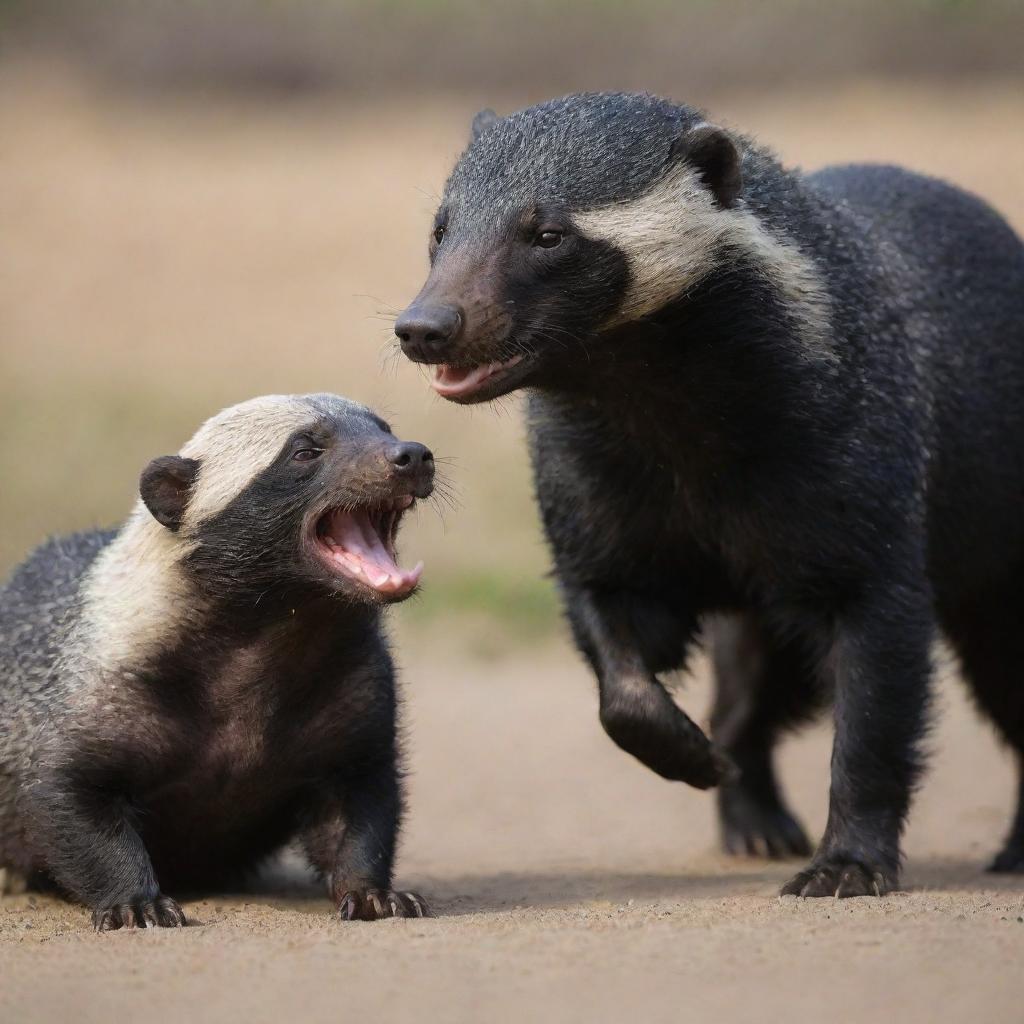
left=386, top=441, right=435, bottom=496
left=394, top=303, right=463, bottom=363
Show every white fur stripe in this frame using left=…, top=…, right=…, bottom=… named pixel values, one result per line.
left=180, top=395, right=315, bottom=529
left=574, top=161, right=832, bottom=357
left=75, top=505, right=199, bottom=676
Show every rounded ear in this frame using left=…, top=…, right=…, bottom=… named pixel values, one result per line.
left=470, top=108, right=499, bottom=141
left=139, top=456, right=200, bottom=532
left=670, top=123, right=742, bottom=209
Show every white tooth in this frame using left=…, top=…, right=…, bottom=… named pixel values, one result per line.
left=375, top=573, right=390, bottom=586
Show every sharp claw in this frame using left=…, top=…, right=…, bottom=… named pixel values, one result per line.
left=784, top=863, right=893, bottom=899
left=93, top=896, right=185, bottom=931
left=338, top=893, right=358, bottom=920
left=335, top=889, right=430, bottom=921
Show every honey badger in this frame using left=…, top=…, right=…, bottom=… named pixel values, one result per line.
left=0, top=393, right=434, bottom=928
left=396, top=92, right=1024, bottom=897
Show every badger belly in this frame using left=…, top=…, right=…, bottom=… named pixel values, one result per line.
left=137, top=779, right=304, bottom=891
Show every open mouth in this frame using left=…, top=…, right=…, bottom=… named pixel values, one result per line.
left=431, top=354, right=525, bottom=401
left=313, top=496, right=423, bottom=598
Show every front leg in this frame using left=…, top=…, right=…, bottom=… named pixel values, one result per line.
left=782, top=586, right=934, bottom=897
left=302, top=759, right=428, bottom=920
left=27, top=766, right=185, bottom=930
left=567, top=587, right=732, bottom=789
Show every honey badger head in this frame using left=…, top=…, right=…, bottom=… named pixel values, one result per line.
left=395, top=92, right=749, bottom=403
left=139, top=394, right=435, bottom=605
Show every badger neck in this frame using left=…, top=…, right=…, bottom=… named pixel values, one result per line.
left=78, top=505, right=378, bottom=680
left=530, top=205, right=846, bottom=487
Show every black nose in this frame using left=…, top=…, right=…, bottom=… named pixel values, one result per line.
left=388, top=442, right=434, bottom=475
left=395, top=304, right=462, bottom=362
left=387, top=441, right=434, bottom=498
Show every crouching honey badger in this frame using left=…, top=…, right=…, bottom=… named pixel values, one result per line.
left=396, top=92, right=1024, bottom=897
left=0, top=393, right=434, bottom=928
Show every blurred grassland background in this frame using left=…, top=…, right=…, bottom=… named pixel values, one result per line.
left=1, top=0, right=1022, bottom=651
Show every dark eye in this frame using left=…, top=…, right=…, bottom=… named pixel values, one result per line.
left=293, top=448, right=324, bottom=463
left=534, top=229, right=563, bottom=249
left=433, top=225, right=445, bottom=245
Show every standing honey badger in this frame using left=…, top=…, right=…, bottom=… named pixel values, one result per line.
left=0, top=393, right=434, bottom=928
left=396, top=92, right=1024, bottom=896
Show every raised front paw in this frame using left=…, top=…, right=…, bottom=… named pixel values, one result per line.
left=781, top=860, right=896, bottom=898
left=719, top=786, right=812, bottom=859
left=599, top=692, right=735, bottom=790
left=93, top=894, right=187, bottom=931
left=337, top=888, right=430, bottom=921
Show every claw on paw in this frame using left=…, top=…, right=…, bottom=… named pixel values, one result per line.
left=781, top=861, right=893, bottom=898
left=337, top=888, right=430, bottom=921
left=93, top=894, right=187, bottom=931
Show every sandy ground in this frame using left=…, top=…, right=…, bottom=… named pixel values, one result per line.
left=3, top=642, right=1024, bottom=1024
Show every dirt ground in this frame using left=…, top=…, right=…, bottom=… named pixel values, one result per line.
left=3, top=69, right=1024, bottom=1023
left=2, top=643, right=1024, bottom=1023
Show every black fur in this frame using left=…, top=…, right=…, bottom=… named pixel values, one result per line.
left=0, top=396, right=433, bottom=927
left=396, top=91, right=1024, bottom=896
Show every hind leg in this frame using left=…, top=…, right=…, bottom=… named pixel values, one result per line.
left=709, top=613, right=826, bottom=859
left=946, top=594, right=1024, bottom=872
left=989, top=758, right=1024, bottom=872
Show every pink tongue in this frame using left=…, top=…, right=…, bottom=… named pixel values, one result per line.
left=345, top=511, right=399, bottom=571
left=432, top=355, right=523, bottom=397
left=433, top=363, right=495, bottom=396
left=325, top=510, right=423, bottom=593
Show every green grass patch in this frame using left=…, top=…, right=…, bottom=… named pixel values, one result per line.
left=403, top=569, right=562, bottom=640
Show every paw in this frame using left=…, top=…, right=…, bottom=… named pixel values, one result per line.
left=599, top=691, right=735, bottom=790
left=93, top=894, right=187, bottom=931
left=337, top=888, right=429, bottom=921
left=780, top=860, right=895, bottom=898
left=719, top=787, right=812, bottom=859
left=988, top=844, right=1024, bottom=873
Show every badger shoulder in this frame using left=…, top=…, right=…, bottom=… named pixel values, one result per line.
left=0, top=530, right=114, bottom=714
left=1, top=530, right=114, bottom=603
left=0, top=530, right=114, bottom=648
